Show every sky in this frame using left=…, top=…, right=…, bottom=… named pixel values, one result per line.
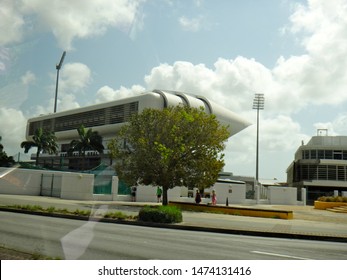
left=1, top=0, right=347, bottom=182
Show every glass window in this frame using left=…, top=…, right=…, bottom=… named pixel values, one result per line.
left=303, top=150, right=309, bottom=159
left=317, top=150, right=324, bottom=159
left=337, top=166, right=346, bottom=181
left=310, top=150, right=317, bottom=159
left=308, top=165, right=317, bottom=180
left=327, top=165, right=336, bottom=180
left=325, top=150, right=333, bottom=159
left=333, top=150, right=342, bottom=160
left=317, top=165, right=327, bottom=180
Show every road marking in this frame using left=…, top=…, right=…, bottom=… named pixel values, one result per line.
left=251, top=251, right=311, bottom=260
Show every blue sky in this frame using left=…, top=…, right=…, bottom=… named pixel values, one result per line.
left=1, top=0, right=347, bottom=182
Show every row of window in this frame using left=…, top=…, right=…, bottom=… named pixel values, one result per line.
left=295, top=164, right=347, bottom=181
left=302, top=149, right=347, bottom=160
left=28, top=102, right=139, bottom=135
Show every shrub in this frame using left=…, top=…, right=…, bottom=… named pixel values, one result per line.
left=103, top=211, right=134, bottom=220
left=138, top=205, right=182, bottom=223
left=317, top=196, right=347, bottom=202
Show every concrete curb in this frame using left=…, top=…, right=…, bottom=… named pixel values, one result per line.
left=1, top=207, right=347, bottom=243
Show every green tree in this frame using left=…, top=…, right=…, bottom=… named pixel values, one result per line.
left=0, top=136, right=15, bottom=167
left=20, top=128, right=58, bottom=166
left=68, top=125, right=104, bottom=170
left=108, top=105, right=230, bottom=205
left=0, top=136, right=3, bottom=152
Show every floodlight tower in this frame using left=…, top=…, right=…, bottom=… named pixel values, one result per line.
left=54, top=51, right=66, bottom=113
left=252, top=93, right=265, bottom=184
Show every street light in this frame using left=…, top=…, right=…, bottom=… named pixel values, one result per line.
left=252, top=93, right=265, bottom=189
left=54, top=51, right=66, bottom=113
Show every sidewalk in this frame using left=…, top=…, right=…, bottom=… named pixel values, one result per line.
left=1, top=194, right=347, bottom=259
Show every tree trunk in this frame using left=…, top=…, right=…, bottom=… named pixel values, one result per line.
left=162, top=186, right=169, bottom=206
left=35, top=149, right=40, bottom=166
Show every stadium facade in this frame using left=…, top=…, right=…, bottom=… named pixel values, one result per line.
left=25, top=90, right=251, bottom=170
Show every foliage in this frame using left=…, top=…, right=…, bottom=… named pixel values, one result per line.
left=103, top=211, right=135, bottom=220
left=20, top=128, right=58, bottom=166
left=69, top=125, right=104, bottom=156
left=0, top=136, right=15, bottom=167
left=138, top=205, right=182, bottom=223
left=0, top=150, right=15, bottom=167
left=6, top=204, right=135, bottom=220
left=317, top=196, right=347, bottom=203
left=68, top=125, right=104, bottom=170
left=108, top=105, right=230, bottom=205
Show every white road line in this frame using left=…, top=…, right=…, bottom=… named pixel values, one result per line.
left=251, top=251, right=311, bottom=260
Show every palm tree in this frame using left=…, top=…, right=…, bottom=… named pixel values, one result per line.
left=69, top=125, right=104, bottom=170
left=20, top=128, right=58, bottom=166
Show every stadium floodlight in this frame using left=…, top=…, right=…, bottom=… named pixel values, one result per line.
left=54, top=51, right=66, bottom=113
left=252, top=93, right=265, bottom=184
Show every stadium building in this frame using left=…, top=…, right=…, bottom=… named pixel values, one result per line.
left=25, top=89, right=251, bottom=170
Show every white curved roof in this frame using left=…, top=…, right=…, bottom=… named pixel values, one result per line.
left=26, top=89, right=251, bottom=141
left=149, top=90, right=251, bottom=136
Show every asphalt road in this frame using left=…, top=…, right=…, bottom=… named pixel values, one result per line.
left=1, top=211, right=347, bottom=260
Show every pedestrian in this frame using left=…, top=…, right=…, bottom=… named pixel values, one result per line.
left=131, top=186, right=137, bottom=202
left=156, top=186, right=162, bottom=203
left=211, top=189, right=217, bottom=206
left=195, top=189, right=201, bottom=204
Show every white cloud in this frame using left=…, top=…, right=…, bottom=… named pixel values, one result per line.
left=95, top=85, right=145, bottom=103
left=60, top=63, right=91, bottom=93
left=0, top=0, right=143, bottom=49
left=314, top=113, right=347, bottom=136
left=0, top=107, right=27, bottom=157
left=0, top=0, right=25, bottom=45
left=178, top=16, right=202, bottom=32
left=21, top=71, right=36, bottom=85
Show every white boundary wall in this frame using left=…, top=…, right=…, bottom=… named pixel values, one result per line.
left=267, top=186, right=297, bottom=205
left=1, top=168, right=302, bottom=205
left=0, top=167, right=95, bottom=200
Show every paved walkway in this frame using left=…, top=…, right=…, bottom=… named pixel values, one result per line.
left=1, top=194, right=347, bottom=259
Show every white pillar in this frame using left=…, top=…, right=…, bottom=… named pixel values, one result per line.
left=301, top=188, right=306, bottom=206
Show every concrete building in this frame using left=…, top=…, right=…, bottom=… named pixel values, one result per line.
left=25, top=90, right=251, bottom=170
left=286, top=130, right=347, bottom=204
left=23, top=89, right=251, bottom=195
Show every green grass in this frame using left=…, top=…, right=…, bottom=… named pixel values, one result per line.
left=138, top=205, right=182, bottom=223
left=4, top=204, right=135, bottom=220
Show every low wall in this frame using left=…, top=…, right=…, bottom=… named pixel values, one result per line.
left=0, top=167, right=95, bottom=200
left=169, top=201, right=293, bottom=219
left=314, top=201, right=347, bottom=210
left=60, top=173, right=94, bottom=200
left=0, top=167, right=42, bottom=195
left=204, top=182, right=246, bottom=204
left=268, top=186, right=297, bottom=205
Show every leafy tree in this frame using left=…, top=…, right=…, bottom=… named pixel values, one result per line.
left=68, top=125, right=104, bottom=170
left=0, top=136, right=15, bottom=167
left=20, top=128, right=58, bottom=166
left=108, top=105, right=230, bottom=205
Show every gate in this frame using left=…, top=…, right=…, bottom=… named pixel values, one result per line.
left=40, top=173, right=62, bottom=197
